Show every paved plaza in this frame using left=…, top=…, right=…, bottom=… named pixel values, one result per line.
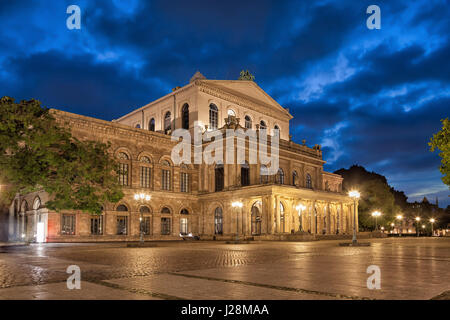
left=0, top=238, right=448, bottom=300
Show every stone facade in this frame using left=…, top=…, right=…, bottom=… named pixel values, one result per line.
left=8, top=74, right=358, bottom=242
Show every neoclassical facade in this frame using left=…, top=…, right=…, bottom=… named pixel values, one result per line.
left=9, top=72, right=358, bottom=242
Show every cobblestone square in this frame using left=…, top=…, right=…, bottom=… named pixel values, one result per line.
left=0, top=238, right=448, bottom=300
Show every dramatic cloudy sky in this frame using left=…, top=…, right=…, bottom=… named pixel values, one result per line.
left=0, top=0, right=449, bottom=206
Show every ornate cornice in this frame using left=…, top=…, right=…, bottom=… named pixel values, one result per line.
left=52, top=109, right=176, bottom=147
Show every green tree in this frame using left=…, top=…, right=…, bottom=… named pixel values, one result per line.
left=429, top=118, right=450, bottom=187
left=335, top=165, right=400, bottom=230
left=0, top=97, right=123, bottom=215
left=238, top=70, right=255, bottom=81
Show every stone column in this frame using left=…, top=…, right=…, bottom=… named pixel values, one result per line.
left=268, top=196, right=275, bottom=234
left=275, top=196, right=280, bottom=233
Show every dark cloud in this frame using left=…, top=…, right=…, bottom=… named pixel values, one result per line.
left=1, top=51, right=167, bottom=120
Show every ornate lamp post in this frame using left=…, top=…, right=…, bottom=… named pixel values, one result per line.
left=296, top=204, right=306, bottom=232
left=134, top=192, right=151, bottom=243
left=348, top=190, right=360, bottom=245
left=415, top=217, right=421, bottom=237
left=232, top=201, right=243, bottom=242
left=429, top=218, right=436, bottom=236
left=371, top=211, right=381, bottom=231
left=396, top=215, right=403, bottom=237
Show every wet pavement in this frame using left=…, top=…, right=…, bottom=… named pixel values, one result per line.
left=0, top=238, right=449, bottom=299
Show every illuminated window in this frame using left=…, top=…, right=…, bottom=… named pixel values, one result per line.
left=117, top=152, right=129, bottom=186
left=259, top=120, right=267, bottom=130
left=61, top=214, right=75, bottom=235
left=209, top=104, right=218, bottom=130
left=245, top=115, right=252, bottom=129
left=90, top=215, right=103, bottom=235
left=181, top=172, right=189, bottom=192
left=162, top=170, right=171, bottom=190
left=214, top=207, right=223, bottom=235
left=306, top=173, right=313, bottom=189
left=116, top=216, right=128, bottom=235
left=180, top=209, right=189, bottom=235
left=140, top=157, right=151, bottom=188
left=161, top=218, right=171, bottom=235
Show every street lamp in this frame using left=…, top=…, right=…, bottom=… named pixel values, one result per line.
left=348, top=190, right=360, bottom=245
left=232, top=201, right=243, bottom=242
left=380, top=226, right=385, bottom=233
left=415, top=217, right=421, bottom=237
left=295, top=204, right=306, bottom=232
left=429, top=218, right=436, bottom=236
left=371, top=211, right=381, bottom=231
left=134, top=192, right=151, bottom=243
left=396, top=215, right=403, bottom=236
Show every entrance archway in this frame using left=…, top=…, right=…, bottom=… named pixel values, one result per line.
left=251, top=201, right=262, bottom=235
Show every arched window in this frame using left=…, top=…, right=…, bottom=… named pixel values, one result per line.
left=117, top=152, right=130, bottom=186
left=259, top=120, right=267, bottom=130
left=161, top=160, right=171, bottom=167
left=161, top=207, right=171, bottom=214
left=135, top=123, right=141, bottom=129
left=214, top=207, right=223, bottom=235
left=244, top=115, right=252, bottom=129
left=161, top=160, right=171, bottom=191
left=140, top=206, right=150, bottom=213
left=292, top=171, right=298, bottom=186
left=273, top=125, right=280, bottom=135
left=251, top=202, right=262, bottom=235
left=180, top=209, right=189, bottom=234
left=260, top=165, right=269, bottom=184
left=276, top=168, right=284, bottom=184
left=164, top=111, right=171, bottom=134
left=33, top=197, right=41, bottom=210
left=118, top=152, right=129, bottom=160
left=280, top=202, right=285, bottom=233
left=241, top=161, right=250, bottom=186
left=149, top=118, right=155, bottom=131
left=182, top=104, right=189, bottom=129
left=209, top=104, right=218, bottom=130
left=21, top=201, right=28, bottom=213
left=306, top=173, right=312, bottom=189
left=160, top=208, right=171, bottom=235
left=227, top=109, right=236, bottom=117
left=215, top=163, right=224, bottom=191
left=116, top=204, right=128, bottom=212
left=140, top=156, right=151, bottom=188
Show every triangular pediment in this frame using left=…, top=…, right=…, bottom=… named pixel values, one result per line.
left=198, top=80, right=292, bottom=119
